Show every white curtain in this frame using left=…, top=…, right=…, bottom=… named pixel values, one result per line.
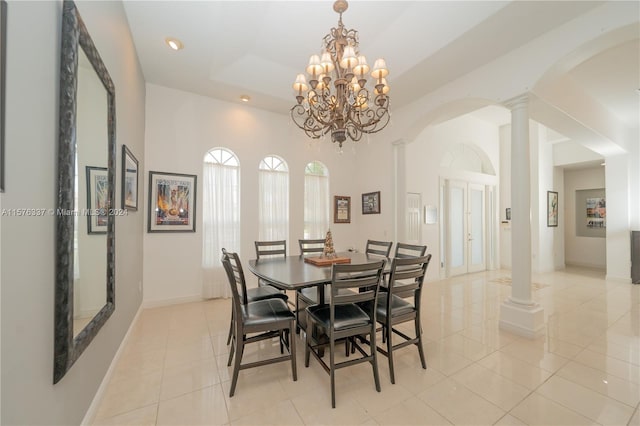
left=304, top=173, right=330, bottom=238
left=259, top=170, right=289, bottom=242
left=202, top=162, right=240, bottom=299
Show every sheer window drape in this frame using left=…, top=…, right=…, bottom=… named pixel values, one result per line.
left=202, top=149, right=240, bottom=299
left=258, top=164, right=289, bottom=242
left=304, top=162, right=329, bottom=238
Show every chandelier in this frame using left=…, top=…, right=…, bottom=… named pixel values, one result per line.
left=290, top=0, right=390, bottom=149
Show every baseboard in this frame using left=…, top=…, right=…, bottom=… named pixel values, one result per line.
left=605, top=274, right=632, bottom=284
left=565, top=261, right=606, bottom=270
left=81, top=304, right=143, bottom=426
left=142, top=294, right=203, bottom=309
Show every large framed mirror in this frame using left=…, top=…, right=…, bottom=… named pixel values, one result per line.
left=54, top=0, right=116, bottom=384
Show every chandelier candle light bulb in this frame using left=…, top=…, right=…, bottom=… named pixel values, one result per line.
left=290, top=0, right=390, bottom=148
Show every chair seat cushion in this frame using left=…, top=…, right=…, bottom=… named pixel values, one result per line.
left=242, top=299, right=294, bottom=326
left=306, top=303, right=370, bottom=331
left=246, top=286, right=288, bottom=302
left=360, top=294, right=415, bottom=321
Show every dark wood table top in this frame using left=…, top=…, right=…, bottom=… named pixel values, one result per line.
left=247, top=252, right=389, bottom=291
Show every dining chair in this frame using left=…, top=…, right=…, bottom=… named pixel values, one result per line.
left=365, top=239, right=393, bottom=257
left=298, top=238, right=325, bottom=255
left=295, top=238, right=328, bottom=332
left=221, top=249, right=297, bottom=397
left=254, top=240, right=287, bottom=288
left=223, top=250, right=288, bottom=346
left=304, top=260, right=386, bottom=408
left=360, top=254, right=431, bottom=384
left=394, top=242, right=427, bottom=258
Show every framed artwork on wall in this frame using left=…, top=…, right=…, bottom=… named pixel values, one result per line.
left=148, top=171, right=197, bottom=232
left=121, top=145, right=138, bottom=211
left=506, top=208, right=511, bottom=221
left=547, top=191, right=558, bottom=227
left=334, top=195, right=351, bottom=223
left=86, top=166, right=108, bottom=234
left=362, top=191, right=381, bottom=215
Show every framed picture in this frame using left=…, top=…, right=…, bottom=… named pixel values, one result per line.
left=547, top=191, right=558, bottom=227
left=86, top=166, right=108, bottom=234
left=148, top=171, right=197, bottom=232
left=121, top=145, right=138, bottom=211
left=506, top=207, right=511, bottom=221
left=0, top=0, right=7, bottom=192
left=334, top=195, right=351, bottom=223
left=575, top=188, right=605, bottom=238
left=362, top=191, right=381, bottom=215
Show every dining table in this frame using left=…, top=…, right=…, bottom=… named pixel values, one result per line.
left=247, top=251, right=390, bottom=298
left=248, top=251, right=390, bottom=355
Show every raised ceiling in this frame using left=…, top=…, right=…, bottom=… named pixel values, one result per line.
left=122, top=1, right=638, bottom=135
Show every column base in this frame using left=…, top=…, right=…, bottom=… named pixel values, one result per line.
left=499, top=298, right=545, bottom=339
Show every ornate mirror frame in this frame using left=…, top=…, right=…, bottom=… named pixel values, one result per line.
left=54, top=0, right=116, bottom=384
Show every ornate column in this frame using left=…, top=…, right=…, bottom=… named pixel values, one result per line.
left=499, top=94, right=545, bottom=338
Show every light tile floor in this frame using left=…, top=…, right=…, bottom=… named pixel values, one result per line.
left=92, top=268, right=640, bottom=425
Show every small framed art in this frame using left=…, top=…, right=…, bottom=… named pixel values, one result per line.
left=334, top=195, right=351, bottom=223
left=547, top=191, right=558, bottom=227
left=121, top=145, right=138, bottom=211
left=148, top=171, right=197, bottom=232
left=86, top=166, right=108, bottom=234
left=362, top=191, right=381, bottom=215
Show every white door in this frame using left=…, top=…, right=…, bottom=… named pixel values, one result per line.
left=445, top=180, right=486, bottom=276
left=406, top=193, right=421, bottom=244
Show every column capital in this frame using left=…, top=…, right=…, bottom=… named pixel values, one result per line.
left=391, top=138, right=408, bottom=147
left=503, top=94, right=529, bottom=111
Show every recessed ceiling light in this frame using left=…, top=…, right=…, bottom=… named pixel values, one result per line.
left=240, top=95, right=251, bottom=102
left=165, top=37, right=183, bottom=51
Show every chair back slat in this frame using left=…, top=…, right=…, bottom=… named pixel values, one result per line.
left=394, top=242, right=427, bottom=258
left=387, top=254, right=431, bottom=303
left=298, top=238, right=325, bottom=255
left=330, top=260, right=385, bottom=330
left=221, top=249, right=249, bottom=308
left=365, top=239, right=393, bottom=257
left=255, top=240, right=287, bottom=259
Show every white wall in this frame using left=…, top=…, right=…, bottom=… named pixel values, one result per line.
left=142, top=84, right=363, bottom=306
left=0, top=1, right=146, bottom=424
left=564, top=167, right=606, bottom=269
left=403, top=114, right=500, bottom=281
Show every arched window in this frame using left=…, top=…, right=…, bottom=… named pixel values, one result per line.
left=202, top=147, right=240, bottom=298
left=258, top=155, right=289, bottom=243
left=304, top=161, right=330, bottom=238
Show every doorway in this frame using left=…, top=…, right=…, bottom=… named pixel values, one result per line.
left=443, top=179, right=487, bottom=276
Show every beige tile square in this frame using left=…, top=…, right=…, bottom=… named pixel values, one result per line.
left=493, top=414, right=527, bottom=426
left=556, top=360, right=640, bottom=407
left=499, top=339, right=570, bottom=373
left=574, top=349, right=640, bottom=384
left=451, top=363, right=530, bottom=410
left=222, top=374, right=290, bottom=421
left=95, top=370, right=162, bottom=420
left=164, top=337, right=214, bottom=367
left=230, top=400, right=304, bottom=426
left=416, top=378, right=505, bottom=425
left=370, top=396, right=452, bottom=425
left=537, top=375, right=635, bottom=425
left=156, top=385, right=228, bottom=425
left=159, top=357, right=221, bottom=401
left=477, top=351, right=553, bottom=390
left=92, top=404, right=157, bottom=426
left=510, top=392, right=596, bottom=425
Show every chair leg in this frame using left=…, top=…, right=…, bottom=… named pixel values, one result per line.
left=371, top=324, right=381, bottom=392
left=330, top=337, right=336, bottom=408
left=295, top=293, right=301, bottom=334
left=226, top=308, right=234, bottom=345
left=227, top=334, right=236, bottom=366
left=387, top=322, right=395, bottom=384
left=415, top=315, right=427, bottom=369
left=229, top=334, right=244, bottom=397
left=289, top=320, right=297, bottom=381
left=304, top=319, right=312, bottom=368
